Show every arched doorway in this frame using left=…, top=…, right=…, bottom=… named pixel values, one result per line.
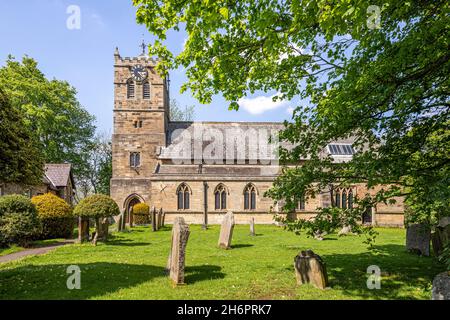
left=362, top=207, right=373, bottom=225
left=123, top=194, right=144, bottom=226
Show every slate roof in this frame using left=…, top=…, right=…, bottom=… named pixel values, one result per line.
left=159, top=121, right=288, bottom=161
left=44, top=164, right=74, bottom=188
left=156, top=121, right=358, bottom=174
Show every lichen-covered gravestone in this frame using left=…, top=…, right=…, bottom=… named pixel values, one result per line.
left=406, top=223, right=431, bottom=256
left=294, top=250, right=329, bottom=289
left=167, top=217, right=190, bottom=286
left=218, top=211, right=235, bottom=249
left=432, top=272, right=450, bottom=300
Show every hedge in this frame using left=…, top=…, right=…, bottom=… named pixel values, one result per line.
left=0, top=195, right=42, bottom=247
left=133, top=203, right=150, bottom=225
left=31, top=193, right=74, bottom=239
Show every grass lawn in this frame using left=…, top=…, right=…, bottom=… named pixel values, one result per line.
left=0, top=225, right=443, bottom=300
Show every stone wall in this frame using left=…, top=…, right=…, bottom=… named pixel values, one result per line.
left=0, top=183, right=51, bottom=199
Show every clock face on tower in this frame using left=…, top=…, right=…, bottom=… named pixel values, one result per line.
left=130, top=65, right=148, bottom=82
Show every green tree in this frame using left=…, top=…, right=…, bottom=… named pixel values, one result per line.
left=135, top=1, right=449, bottom=240
left=73, top=194, right=120, bottom=245
left=170, top=98, right=195, bottom=121
left=0, top=56, right=96, bottom=179
left=0, top=89, right=44, bottom=185
left=76, top=132, right=112, bottom=199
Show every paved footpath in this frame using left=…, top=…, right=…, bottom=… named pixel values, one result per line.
left=0, top=240, right=75, bottom=264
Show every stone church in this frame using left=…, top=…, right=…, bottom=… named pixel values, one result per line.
left=110, top=48, right=405, bottom=227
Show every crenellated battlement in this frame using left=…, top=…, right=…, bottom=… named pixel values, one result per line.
left=114, top=47, right=159, bottom=66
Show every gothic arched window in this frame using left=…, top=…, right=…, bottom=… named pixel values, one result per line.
left=177, top=183, right=190, bottom=210
left=214, top=184, right=227, bottom=210
left=244, top=184, right=257, bottom=210
left=334, top=188, right=354, bottom=209
left=348, top=190, right=353, bottom=209
left=143, top=81, right=151, bottom=99
left=297, top=194, right=306, bottom=211
left=129, top=152, right=140, bottom=168
left=335, top=190, right=341, bottom=208
left=127, top=79, right=135, bottom=99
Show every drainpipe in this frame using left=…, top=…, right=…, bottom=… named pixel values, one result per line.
left=202, top=181, right=208, bottom=230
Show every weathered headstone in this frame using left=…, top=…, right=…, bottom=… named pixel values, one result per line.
left=168, top=217, right=190, bottom=286
left=294, top=250, right=329, bottom=289
left=151, top=207, right=157, bottom=232
left=432, top=217, right=450, bottom=256
left=99, top=217, right=109, bottom=241
left=313, top=230, right=327, bottom=241
left=432, top=272, right=450, bottom=300
left=78, top=217, right=89, bottom=242
left=161, top=210, right=166, bottom=227
left=338, top=225, right=353, bottom=236
left=406, top=223, right=431, bottom=256
left=158, top=209, right=163, bottom=229
left=117, top=214, right=123, bottom=232
left=250, top=217, right=255, bottom=236
left=121, top=211, right=127, bottom=231
left=218, top=211, right=235, bottom=249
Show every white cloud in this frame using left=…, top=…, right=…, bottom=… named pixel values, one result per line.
left=286, top=106, right=295, bottom=116
left=238, top=93, right=289, bottom=115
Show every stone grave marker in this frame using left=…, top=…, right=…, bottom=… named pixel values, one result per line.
left=294, top=250, right=329, bottom=289
left=250, top=217, right=255, bottom=236
left=168, top=217, right=190, bottom=286
left=406, top=223, right=431, bottom=256
left=218, top=211, right=235, bottom=249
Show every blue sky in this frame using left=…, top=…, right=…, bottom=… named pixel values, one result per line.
left=0, top=0, right=296, bottom=134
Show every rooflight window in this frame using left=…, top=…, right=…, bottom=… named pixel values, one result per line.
left=328, top=144, right=355, bottom=155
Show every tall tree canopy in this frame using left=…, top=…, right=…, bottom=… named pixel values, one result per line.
left=76, top=133, right=112, bottom=200
left=0, top=89, right=44, bottom=185
left=134, top=1, right=449, bottom=234
left=170, top=98, right=196, bottom=121
left=0, top=56, right=96, bottom=179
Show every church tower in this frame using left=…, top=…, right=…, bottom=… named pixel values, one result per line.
left=110, top=45, right=170, bottom=213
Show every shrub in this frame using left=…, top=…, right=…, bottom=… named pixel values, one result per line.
left=0, top=195, right=42, bottom=247
left=133, top=203, right=150, bottom=225
left=73, top=195, right=120, bottom=245
left=73, top=194, right=120, bottom=219
left=31, top=193, right=74, bottom=239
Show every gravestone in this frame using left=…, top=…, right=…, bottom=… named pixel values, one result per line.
left=218, top=211, right=235, bottom=249
left=294, top=250, right=329, bottom=289
left=250, top=217, right=255, bottom=236
left=121, top=211, right=127, bottom=231
left=158, top=209, right=163, bottom=229
left=151, top=207, right=157, bottom=232
left=161, top=210, right=166, bottom=227
left=432, top=217, right=450, bottom=256
left=338, top=225, right=353, bottom=236
left=313, top=230, right=327, bottom=241
left=168, top=217, right=190, bottom=286
left=117, top=214, right=123, bottom=232
left=99, top=217, right=109, bottom=241
left=432, top=272, right=450, bottom=300
left=406, top=223, right=431, bottom=256
left=155, top=210, right=160, bottom=231
left=78, top=217, right=90, bottom=242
